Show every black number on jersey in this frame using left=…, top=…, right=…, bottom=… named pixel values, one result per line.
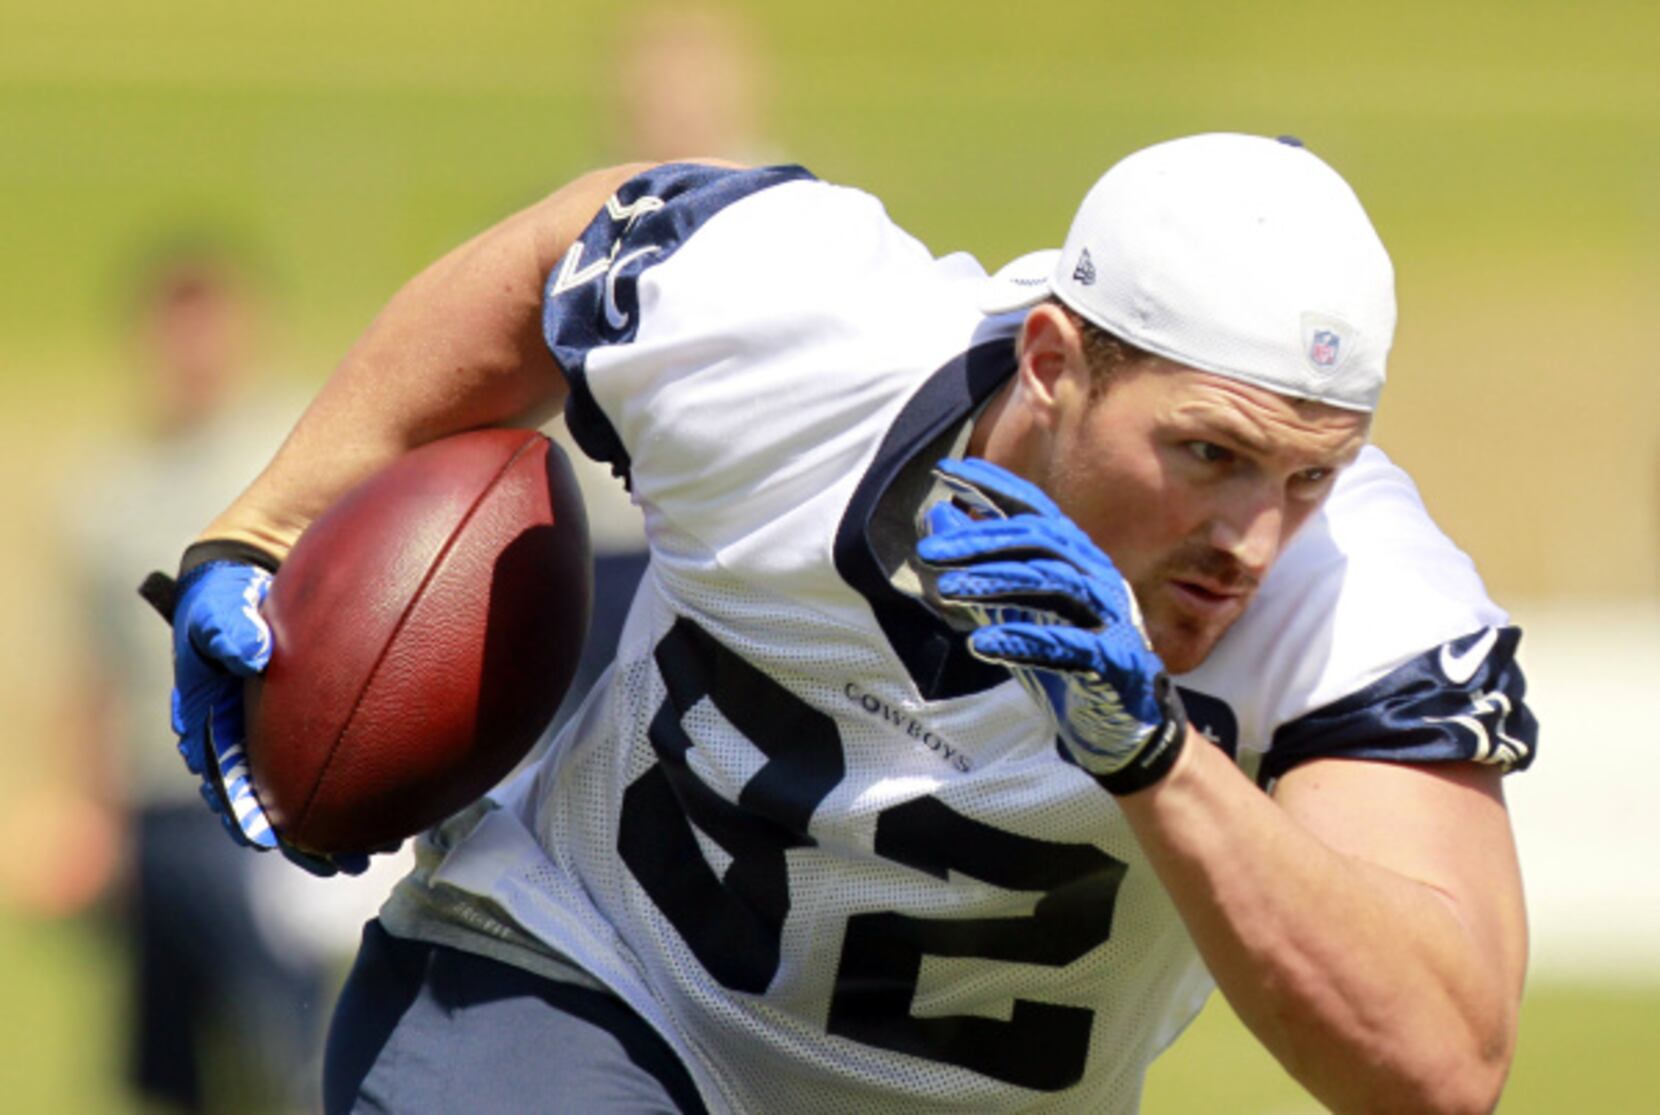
left=619, top=617, right=845, bottom=993
left=827, top=796, right=1124, bottom=1091
left=618, top=616, right=1127, bottom=1091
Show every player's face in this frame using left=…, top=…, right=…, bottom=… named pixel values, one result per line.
left=1039, top=360, right=1369, bottom=674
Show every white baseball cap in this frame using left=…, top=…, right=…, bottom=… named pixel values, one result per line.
left=981, top=133, right=1396, bottom=412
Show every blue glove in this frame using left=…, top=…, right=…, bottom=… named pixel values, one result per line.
left=916, top=458, right=1188, bottom=794
left=143, top=546, right=370, bottom=876
left=170, top=558, right=277, bottom=845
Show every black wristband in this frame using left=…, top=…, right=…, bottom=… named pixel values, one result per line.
left=138, top=539, right=283, bottom=626
left=1092, top=674, right=1188, bottom=796
left=178, top=539, right=283, bottom=578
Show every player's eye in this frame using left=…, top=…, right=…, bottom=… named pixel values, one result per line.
left=1185, top=441, right=1233, bottom=465
left=1287, top=466, right=1335, bottom=500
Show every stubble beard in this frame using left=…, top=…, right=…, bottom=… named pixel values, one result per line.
left=1132, top=542, right=1260, bottom=675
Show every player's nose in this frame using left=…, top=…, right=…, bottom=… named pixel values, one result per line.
left=1206, top=499, right=1282, bottom=582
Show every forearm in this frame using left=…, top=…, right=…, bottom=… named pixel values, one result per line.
left=1119, top=737, right=1521, bottom=1113
left=199, top=162, right=654, bottom=558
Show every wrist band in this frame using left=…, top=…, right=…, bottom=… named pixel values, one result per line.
left=138, top=539, right=284, bottom=625
left=1093, top=675, right=1188, bottom=796
left=178, top=538, right=283, bottom=578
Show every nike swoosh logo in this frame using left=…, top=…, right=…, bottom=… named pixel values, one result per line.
left=1439, top=627, right=1499, bottom=685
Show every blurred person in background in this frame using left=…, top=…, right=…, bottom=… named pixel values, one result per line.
left=608, top=0, right=771, bottom=168
left=46, top=241, right=330, bottom=1114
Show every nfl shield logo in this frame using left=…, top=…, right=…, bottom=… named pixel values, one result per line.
left=1309, top=330, right=1341, bottom=367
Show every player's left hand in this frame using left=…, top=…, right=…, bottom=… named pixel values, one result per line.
left=141, top=549, right=371, bottom=877
left=917, top=457, right=1187, bottom=795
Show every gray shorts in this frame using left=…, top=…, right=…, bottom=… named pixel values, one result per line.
left=324, top=920, right=707, bottom=1114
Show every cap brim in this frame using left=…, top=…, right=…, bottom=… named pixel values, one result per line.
left=978, top=248, right=1060, bottom=316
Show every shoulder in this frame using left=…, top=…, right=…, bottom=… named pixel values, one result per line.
left=542, top=161, right=977, bottom=385
left=549, top=163, right=931, bottom=303
left=540, top=162, right=996, bottom=551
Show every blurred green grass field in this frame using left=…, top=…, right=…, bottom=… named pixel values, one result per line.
left=3, top=1, right=1658, bottom=1109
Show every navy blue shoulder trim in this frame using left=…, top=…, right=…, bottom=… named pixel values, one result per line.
left=1261, top=625, right=1538, bottom=783
left=832, top=341, right=1018, bottom=701
left=541, top=162, right=816, bottom=481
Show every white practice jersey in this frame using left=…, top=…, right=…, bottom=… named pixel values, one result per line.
left=406, top=165, right=1537, bottom=1113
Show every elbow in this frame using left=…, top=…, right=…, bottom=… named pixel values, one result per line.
left=1368, top=928, right=1524, bottom=1114
left=1323, top=1052, right=1509, bottom=1115
left=1415, top=1058, right=1510, bottom=1115
left=1436, top=974, right=1520, bottom=1115
left=1442, top=1026, right=1516, bottom=1115
left=1305, top=999, right=1518, bottom=1115
left=1373, top=1017, right=1517, bottom=1115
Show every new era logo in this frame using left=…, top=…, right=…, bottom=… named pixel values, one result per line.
left=1072, top=248, right=1097, bottom=286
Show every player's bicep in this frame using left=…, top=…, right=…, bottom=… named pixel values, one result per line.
left=1274, top=757, right=1528, bottom=1001
left=1247, top=623, right=1536, bottom=1025
left=294, top=168, right=652, bottom=448
left=389, top=163, right=664, bottom=427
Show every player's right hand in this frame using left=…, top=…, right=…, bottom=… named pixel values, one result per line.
left=141, top=549, right=370, bottom=877
left=917, top=458, right=1189, bottom=795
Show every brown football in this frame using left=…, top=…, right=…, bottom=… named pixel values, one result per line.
left=245, top=428, right=591, bottom=854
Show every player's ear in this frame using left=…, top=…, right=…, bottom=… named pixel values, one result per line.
left=1016, top=303, right=1086, bottom=428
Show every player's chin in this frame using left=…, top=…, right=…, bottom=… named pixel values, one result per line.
left=1144, top=602, right=1239, bottom=675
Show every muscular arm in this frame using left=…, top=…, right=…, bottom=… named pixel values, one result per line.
left=1120, top=738, right=1527, bottom=1114
left=198, top=161, right=658, bottom=558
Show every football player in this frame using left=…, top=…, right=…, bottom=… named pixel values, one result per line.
left=159, top=135, right=1535, bottom=1113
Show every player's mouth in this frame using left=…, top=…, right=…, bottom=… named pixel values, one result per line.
left=1165, top=577, right=1249, bottom=621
